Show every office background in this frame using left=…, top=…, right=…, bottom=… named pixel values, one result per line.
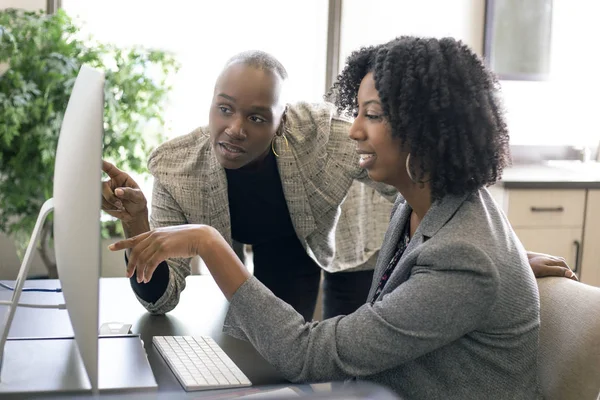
left=1, top=0, right=599, bottom=285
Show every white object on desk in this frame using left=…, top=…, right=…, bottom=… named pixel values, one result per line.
left=237, top=387, right=300, bottom=398
left=99, top=322, right=132, bottom=335
left=153, top=335, right=252, bottom=391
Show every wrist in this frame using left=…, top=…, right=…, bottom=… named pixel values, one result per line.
left=525, top=251, right=538, bottom=259
left=195, top=226, right=214, bottom=253
left=122, top=211, right=150, bottom=238
left=195, top=225, right=220, bottom=256
left=193, top=225, right=249, bottom=300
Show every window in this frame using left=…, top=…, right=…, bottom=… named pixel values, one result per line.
left=62, top=0, right=328, bottom=139
left=339, top=0, right=485, bottom=72
left=498, top=1, right=600, bottom=145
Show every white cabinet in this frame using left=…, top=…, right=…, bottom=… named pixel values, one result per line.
left=513, top=228, right=582, bottom=270
left=505, top=189, right=587, bottom=280
left=581, top=190, right=600, bottom=287
left=506, top=190, right=586, bottom=229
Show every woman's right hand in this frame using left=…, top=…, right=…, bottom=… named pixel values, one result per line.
left=101, top=160, right=148, bottom=223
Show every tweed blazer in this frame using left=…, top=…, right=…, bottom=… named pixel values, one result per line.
left=138, top=102, right=396, bottom=314
left=223, top=188, right=542, bottom=399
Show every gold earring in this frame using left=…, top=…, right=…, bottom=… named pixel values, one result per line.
left=271, top=134, right=289, bottom=157
left=406, top=153, right=417, bottom=183
left=272, top=124, right=289, bottom=157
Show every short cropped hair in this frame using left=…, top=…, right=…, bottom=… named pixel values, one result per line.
left=224, top=50, right=288, bottom=80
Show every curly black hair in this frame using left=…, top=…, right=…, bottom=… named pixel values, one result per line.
left=328, top=36, right=510, bottom=200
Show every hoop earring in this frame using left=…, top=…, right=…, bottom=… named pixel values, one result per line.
left=406, top=153, right=432, bottom=185
left=271, top=133, right=289, bottom=157
left=405, top=153, right=417, bottom=183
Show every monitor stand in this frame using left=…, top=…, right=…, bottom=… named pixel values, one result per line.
left=0, top=199, right=55, bottom=379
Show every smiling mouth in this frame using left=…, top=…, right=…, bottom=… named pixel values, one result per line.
left=219, top=142, right=246, bottom=154
left=359, top=154, right=376, bottom=162
left=358, top=152, right=377, bottom=169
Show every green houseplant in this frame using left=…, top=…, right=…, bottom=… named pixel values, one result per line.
left=0, top=9, right=179, bottom=275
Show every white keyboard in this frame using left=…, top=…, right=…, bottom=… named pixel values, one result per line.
left=153, top=335, right=252, bottom=391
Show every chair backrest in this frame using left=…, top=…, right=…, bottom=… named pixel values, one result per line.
left=537, top=277, right=600, bottom=400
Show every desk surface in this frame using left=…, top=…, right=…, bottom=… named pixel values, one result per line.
left=1, top=276, right=289, bottom=399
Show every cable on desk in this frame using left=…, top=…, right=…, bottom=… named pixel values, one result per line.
left=0, top=300, right=66, bottom=309
left=0, top=282, right=62, bottom=293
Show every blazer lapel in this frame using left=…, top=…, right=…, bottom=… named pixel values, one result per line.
left=274, top=133, right=317, bottom=241
left=417, top=192, right=471, bottom=239
left=367, top=199, right=412, bottom=301
left=205, top=147, right=232, bottom=245
left=368, top=192, right=472, bottom=301
left=376, top=234, right=423, bottom=299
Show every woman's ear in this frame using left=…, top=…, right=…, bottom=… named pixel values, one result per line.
left=277, top=107, right=288, bottom=137
left=282, top=107, right=288, bottom=124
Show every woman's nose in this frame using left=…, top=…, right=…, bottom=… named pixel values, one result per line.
left=348, top=117, right=365, bottom=141
left=225, top=117, right=246, bottom=140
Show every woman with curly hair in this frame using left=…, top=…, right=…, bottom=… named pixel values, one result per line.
left=111, top=37, right=542, bottom=398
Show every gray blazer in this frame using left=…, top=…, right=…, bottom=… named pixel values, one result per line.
left=223, top=188, right=541, bottom=399
left=138, top=102, right=396, bottom=314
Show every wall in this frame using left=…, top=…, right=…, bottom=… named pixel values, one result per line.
left=0, top=0, right=45, bottom=10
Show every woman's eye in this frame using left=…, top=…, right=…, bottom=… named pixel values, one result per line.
left=249, top=115, right=266, bottom=123
left=352, top=111, right=359, bottom=118
left=366, top=113, right=381, bottom=120
left=219, top=106, right=232, bottom=114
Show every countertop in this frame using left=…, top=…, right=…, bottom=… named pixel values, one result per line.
left=499, top=161, right=600, bottom=189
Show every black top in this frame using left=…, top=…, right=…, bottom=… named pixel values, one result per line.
left=131, top=151, right=316, bottom=304
left=225, top=150, right=297, bottom=245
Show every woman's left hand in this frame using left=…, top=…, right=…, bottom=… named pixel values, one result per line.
left=109, top=225, right=208, bottom=283
left=526, top=251, right=578, bottom=281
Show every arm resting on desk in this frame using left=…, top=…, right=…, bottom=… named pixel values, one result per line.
left=223, top=245, right=498, bottom=383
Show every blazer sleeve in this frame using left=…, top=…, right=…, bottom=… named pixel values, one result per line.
left=133, top=178, right=191, bottom=314
left=329, top=118, right=398, bottom=202
left=223, top=241, right=498, bottom=383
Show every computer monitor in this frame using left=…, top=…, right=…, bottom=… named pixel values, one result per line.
left=0, top=65, right=104, bottom=391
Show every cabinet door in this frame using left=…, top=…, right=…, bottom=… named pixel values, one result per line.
left=514, top=228, right=583, bottom=277
left=507, top=189, right=586, bottom=228
left=581, top=190, right=600, bottom=287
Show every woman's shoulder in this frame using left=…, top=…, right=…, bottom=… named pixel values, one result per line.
left=148, top=126, right=211, bottom=176
left=418, top=189, right=518, bottom=275
left=285, top=102, right=352, bottom=144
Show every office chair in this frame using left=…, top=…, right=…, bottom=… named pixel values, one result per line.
left=537, top=277, right=600, bottom=400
